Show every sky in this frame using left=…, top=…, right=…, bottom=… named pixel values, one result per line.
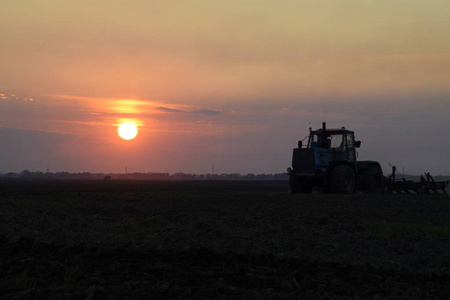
left=1, top=0, right=450, bottom=175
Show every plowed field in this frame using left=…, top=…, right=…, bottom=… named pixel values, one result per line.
left=1, top=179, right=450, bottom=299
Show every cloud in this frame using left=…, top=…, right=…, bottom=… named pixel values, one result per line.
left=155, top=106, right=185, bottom=113
left=0, top=93, right=35, bottom=102
left=155, top=106, right=220, bottom=116
left=191, top=109, right=220, bottom=116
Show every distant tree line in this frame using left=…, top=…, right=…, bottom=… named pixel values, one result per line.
left=2, top=170, right=449, bottom=182
left=0, top=170, right=289, bottom=181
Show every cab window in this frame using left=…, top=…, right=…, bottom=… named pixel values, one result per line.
left=308, top=134, right=319, bottom=148
left=346, top=135, right=354, bottom=148
left=330, top=134, right=345, bottom=150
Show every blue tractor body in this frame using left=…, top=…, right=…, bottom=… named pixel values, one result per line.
left=288, top=122, right=384, bottom=194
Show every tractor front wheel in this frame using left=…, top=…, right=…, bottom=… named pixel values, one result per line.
left=289, top=175, right=313, bottom=194
left=289, top=175, right=301, bottom=194
left=331, top=165, right=355, bottom=194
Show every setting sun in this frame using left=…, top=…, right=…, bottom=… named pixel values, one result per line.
left=118, top=122, right=138, bottom=140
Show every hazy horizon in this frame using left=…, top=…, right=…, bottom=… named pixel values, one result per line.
left=1, top=1, right=449, bottom=176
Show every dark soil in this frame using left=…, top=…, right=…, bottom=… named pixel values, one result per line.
left=1, top=179, right=450, bottom=299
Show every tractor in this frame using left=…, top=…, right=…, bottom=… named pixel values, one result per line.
left=287, top=122, right=384, bottom=194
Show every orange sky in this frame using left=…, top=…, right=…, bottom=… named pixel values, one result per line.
left=1, top=1, right=449, bottom=174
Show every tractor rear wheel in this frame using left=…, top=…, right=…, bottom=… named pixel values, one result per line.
left=363, top=165, right=384, bottom=193
left=331, top=165, right=355, bottom=194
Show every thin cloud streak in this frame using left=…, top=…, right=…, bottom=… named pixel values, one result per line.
left=156, top=106, right=221, bottom=116
left=155, top=106, right=185, bottom=113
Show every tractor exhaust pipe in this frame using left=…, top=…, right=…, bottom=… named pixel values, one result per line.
left=322, top=122, right=327, bottom=147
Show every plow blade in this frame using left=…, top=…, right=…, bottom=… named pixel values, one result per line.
left=387, top=166, right=449, bottom=195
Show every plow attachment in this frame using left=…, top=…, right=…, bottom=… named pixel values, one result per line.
left=386, top=166, right=449, bottom=194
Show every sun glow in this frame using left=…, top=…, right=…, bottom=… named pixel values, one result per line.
left=118, top=122, right=138, bottom=140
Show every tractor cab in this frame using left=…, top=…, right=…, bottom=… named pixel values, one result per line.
left=292, top=123, right=361, bottom=177
left=304, top=126, right=361, bottom=164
